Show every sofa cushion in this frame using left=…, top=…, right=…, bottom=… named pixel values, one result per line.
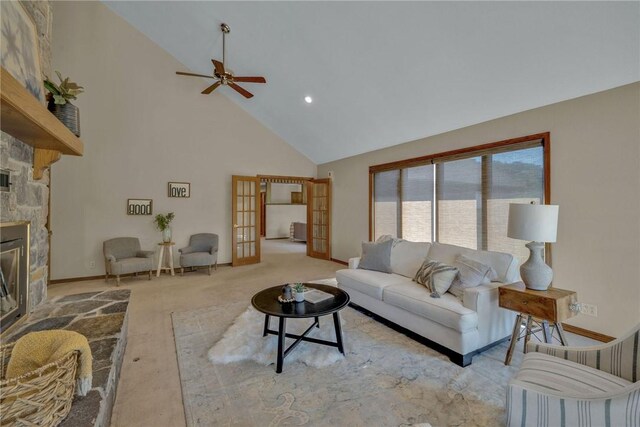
left=336, top=269, right=411, bottom=300
left=180, top=252, right=215, bottom=267
left=427, top=242, right=519, bottom=283
left=383, top=280, right=478, bottom=333
left=109, top=257, right=153, bottom=275
left=390, top=240, right=431, bottom=278
left=358, top=239, right=393, bottom=273
left=515, top=352, right=631, bottom=395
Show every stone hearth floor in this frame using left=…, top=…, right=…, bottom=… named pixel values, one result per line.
left=4, top=289, right=130, bottom=427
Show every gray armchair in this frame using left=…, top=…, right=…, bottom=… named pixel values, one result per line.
left=179, top=233, right=218, bottom=276
left=103, top=237, right=154, bottom=286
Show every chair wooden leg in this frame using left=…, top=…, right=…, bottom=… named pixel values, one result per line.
left=116, top=275, right=120, bottom=286
left=134, top=272, right=138, bottom=277
left=181, top=267, right=184, bottom=277
left=148, top=270, right=152, bottom=280
left=105, top=274, right=109, bottom=282
left=215, top=261, right=218, bottom=271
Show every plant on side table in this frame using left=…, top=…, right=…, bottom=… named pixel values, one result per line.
left=43, top=71, right=84, bottom=137
left=154, top=212, right=175, bottom=243
left=292, top=283, right=306, bottom=302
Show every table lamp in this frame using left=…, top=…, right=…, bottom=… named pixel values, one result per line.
left=507, top=202, right=559, bottom=290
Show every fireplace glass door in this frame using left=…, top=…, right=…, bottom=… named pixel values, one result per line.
left=1, top=238, right=23, bottom=328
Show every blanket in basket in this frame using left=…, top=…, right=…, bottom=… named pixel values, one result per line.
left=6, top=330, right=92, bottom=396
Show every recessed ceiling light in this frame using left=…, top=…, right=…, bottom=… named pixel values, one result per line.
left=304, top=96, right=313, bottom=104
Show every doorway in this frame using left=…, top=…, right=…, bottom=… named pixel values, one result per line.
left=231, top=175, right=332, bottom=266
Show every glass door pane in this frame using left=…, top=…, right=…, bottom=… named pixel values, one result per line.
left=307, top=179, right=331, bottom=260
left=232, top=176, right=261, bottom=266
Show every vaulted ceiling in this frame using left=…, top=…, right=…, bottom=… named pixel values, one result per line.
left=103, top=1, right=639, bottom=164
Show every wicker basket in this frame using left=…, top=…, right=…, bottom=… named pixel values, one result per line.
left=0, top=342, right=79, bottom=427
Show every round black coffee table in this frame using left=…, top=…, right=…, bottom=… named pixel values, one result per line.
left=251, top=283, right=350, bottom=373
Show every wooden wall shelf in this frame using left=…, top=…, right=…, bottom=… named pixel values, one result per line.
left=1, top=67, right=83, bottom=179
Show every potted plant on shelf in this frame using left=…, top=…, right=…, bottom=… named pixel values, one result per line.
left=43, top=71, right=84, bottom=137
left=292, top=283, right=306, bottom=302
left=153, top=212, right=175, bottom=243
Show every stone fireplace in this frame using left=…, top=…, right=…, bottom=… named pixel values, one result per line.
left=0, top=1, right=53, bottom=323
left=0, top=222, right=29, bottom=332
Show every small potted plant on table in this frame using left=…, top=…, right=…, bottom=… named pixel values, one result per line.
left=293, top=283, right=306, bottom=302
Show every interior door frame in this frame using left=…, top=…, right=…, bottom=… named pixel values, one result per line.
left=231, top=175, right=261, bottom=266
left=306, top=178, right=332, bottom=260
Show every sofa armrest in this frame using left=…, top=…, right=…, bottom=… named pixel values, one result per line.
left=462, top=282, right=502, bottom=311
left=105, top=254, right=116, bottom=263
left=463, top=282, right=517, bottom=348
left=179, top=246, right=194, bottom=254
left=136, top=250, right=154, bottom=258
left=348, top=257, right=360, bottom=269
left=527, top=326, right=639, bottom=382
left=210, top=247, right=218, bottom=255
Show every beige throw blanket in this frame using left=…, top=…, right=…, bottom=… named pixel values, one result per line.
left=6, top=330, right=92, bottom=396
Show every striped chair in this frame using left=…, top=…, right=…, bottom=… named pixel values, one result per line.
left=507, top=324, right=640, bottom=427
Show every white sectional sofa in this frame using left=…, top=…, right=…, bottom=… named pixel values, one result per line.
left=336, top=240, right=520, bottom=366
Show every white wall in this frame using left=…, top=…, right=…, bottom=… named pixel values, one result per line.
left=270, top=183, right=302, bottom=204
left=319, top=83, right=640, bottom=337
left=50, top=2, right=316, bottom=280
left=265, top=205, right=306, bottom=238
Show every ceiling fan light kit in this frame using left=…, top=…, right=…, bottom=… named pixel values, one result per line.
left=175, top=23, right=266, bottom=98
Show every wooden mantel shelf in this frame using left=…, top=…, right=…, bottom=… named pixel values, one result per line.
left=1, top=67, right=84, bottom=179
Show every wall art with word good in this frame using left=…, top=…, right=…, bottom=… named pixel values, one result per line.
left=127, top=199, right=152, bottom=215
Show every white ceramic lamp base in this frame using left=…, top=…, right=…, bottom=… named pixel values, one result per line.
left=520, top=241, right=553, bottom=290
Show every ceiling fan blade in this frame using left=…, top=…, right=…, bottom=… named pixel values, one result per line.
left=176, top=71, right=216, bottom=79
left=232, top=76, right=266, bottom=83
left=201, top=81, right=221, bottom=95
left=229, top=83, right=254, bottom=99
left=212, top=59, right=225, bottom=75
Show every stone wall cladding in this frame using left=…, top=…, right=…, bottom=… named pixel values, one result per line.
left=0, top=0, right=53, bottom=309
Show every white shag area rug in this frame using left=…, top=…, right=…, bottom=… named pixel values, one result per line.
left=208, top=305, right=345, bottom=368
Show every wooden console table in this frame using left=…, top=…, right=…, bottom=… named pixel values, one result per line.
left=499, top=282, right=577, bottom=365
left=156, top=242, right=175, bottom=277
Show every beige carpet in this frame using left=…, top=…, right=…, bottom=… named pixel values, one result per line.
left=49, top=239, right=342, bottom=427
left=50, top=239, right=597, bottom=426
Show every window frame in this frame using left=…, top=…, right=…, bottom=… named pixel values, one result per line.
left=368, top=132, right=551, bottom=248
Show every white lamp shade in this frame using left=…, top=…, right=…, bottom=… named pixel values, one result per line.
left=507, top=203, right=559, bottom=242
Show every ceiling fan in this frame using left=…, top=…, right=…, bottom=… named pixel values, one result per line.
left=176, top=23, right=266, bottom=98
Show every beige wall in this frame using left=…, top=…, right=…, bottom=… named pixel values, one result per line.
left=49, top=2, right=315, bottom=280
left=319, top=83, right=640, bottom=337
left=265, top=205, right=306, bottom=239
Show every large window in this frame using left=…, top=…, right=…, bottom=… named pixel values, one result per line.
left=371, top=134, right=549, bottom=264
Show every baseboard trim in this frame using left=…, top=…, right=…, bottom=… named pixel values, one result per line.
left=50, top=274, right=105, bottom=284
left=331, top=258, right=348, bottom=266
left=563, top=324, right=615, bottom=343
left=50, top=263, right=232, bottom=285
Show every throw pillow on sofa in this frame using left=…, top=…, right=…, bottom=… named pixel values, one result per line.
left=413, top=259, right=458, bottom=298
left=358, top=239, right=393, bottom=273
left=374, top=235, right=431, bottom=278
left=448, top=255, right=494, bottom=298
